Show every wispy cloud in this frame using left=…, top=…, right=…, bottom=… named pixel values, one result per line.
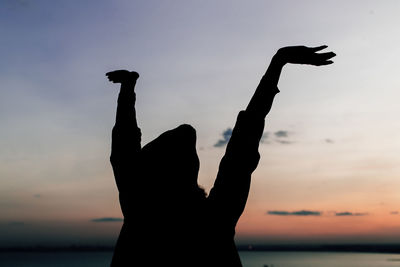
left=214, top=128, right=232, bottom=147
left=390, top=211, right=399, bottom=215
left=268, top=130, right=293, bottom=144
left=267, top=210, right=369, bottom=217
left=91, top=217, right=123, bottom=223
left=335, top=212, right=368, bottom=216
left=276, top=140, right=293, bottom=145
left=215, top=129, right=293, bottom=147
left=274, top=130, right=288, bottom=138
left=267, top=210, right=322, bottom=216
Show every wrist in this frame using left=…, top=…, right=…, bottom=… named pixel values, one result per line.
left=272, top=52, right=286, bottom=68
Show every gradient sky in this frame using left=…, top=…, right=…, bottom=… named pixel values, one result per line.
left=2, top=0, right=400, bottom=247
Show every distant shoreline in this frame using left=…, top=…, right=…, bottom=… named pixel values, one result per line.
left=1, top=244, right=400, bottom=254
left=237, top=244, right=400, bottom=254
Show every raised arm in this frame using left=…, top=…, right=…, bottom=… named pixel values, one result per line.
left=208, top=46, right=335, bottom=228
left=107, top=70, right=141, bottom=194
left=246, top=45, right=335, bottom=119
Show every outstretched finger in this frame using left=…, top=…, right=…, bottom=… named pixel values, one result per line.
left=320, top=60, right=334, bottom=65
left=310, top=45, right=328, bottom=52
left=317, top=51, right=336, bottom=60
left=313, top=59, right=334, bottom=66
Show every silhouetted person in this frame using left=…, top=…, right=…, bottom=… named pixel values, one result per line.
left=107, top=45, right=335, bottom=266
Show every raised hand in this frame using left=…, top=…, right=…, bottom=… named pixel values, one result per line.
left=275, top=45, right=335, bottom=66
left=106, top=70, right=139, bottom=83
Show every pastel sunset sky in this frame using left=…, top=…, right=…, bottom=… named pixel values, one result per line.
left=2, top=0, right=400, bottom=247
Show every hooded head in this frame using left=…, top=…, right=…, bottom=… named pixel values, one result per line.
left=140, top=124, right=203, bottom=200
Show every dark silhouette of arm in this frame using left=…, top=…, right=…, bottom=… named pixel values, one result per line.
left=209, top=46, right=335, bottom=230
left=107, top=70, right=141, bottom=267
left=107, top=70, right=141, bottom=195
left=246, top=45, right=335, bottom=119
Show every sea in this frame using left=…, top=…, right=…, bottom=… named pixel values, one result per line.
left=1, top=251, right=400, bottom=267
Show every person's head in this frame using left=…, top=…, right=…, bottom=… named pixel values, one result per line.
left=140, top=124, right=204, bottom=200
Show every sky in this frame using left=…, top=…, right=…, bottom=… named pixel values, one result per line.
left=2, top=0, right=400, bottom=247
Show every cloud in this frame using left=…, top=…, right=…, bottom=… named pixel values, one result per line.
left=267, top=210, right=370, bottom=217
left=335, top=212, right=368, bottom=216
left=390, top=211, right=399, bottom=215
left=267, top=210, right=322, bottom=216
left=273, top=131, right=294, bottom=144
left=214, top=128, right=232, bottom=147
left=274, top=130, right=288, bottom=138
left=276, top=140, right=293, bottom=145
left=215, top=129, right=293, bottom=147
left=325, top=138, right=334, bottom=144
left=91, top=217, right=123, bottom=223
left=262, top=130, right=294, bottom=144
